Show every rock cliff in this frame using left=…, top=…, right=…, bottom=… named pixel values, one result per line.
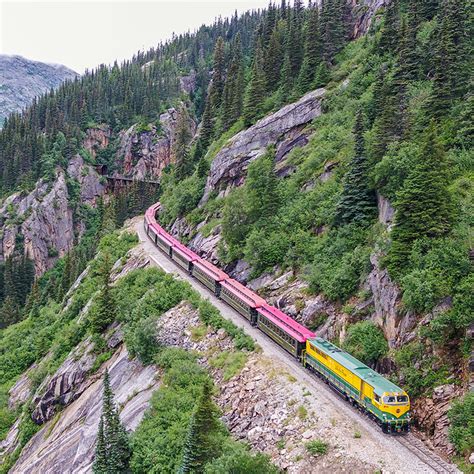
left=200, top=88, right=326, bottom=203
left=115, top=108, right=196, bottom=180
left=0, top=155, right=104, bottom=276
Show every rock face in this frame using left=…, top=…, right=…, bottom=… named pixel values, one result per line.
left=349, top=0, right=386, bottom=38
left=11, top=345, right=159, bottom=474
left=0, top=172, right=74, bottom=275
left=200, top=88, right=326, bottom=203
left=413, top=384, right=463, bottom=457
left=116, top=108, right=196, bottom=180
left=30, top=326, right=121, bottom=425
left=0, top=155, right=104, bottom=276
left=0, top=54, right=78, bottom=127
left=367, top=253, right=417, bottom=347
left=82, top=126, right=111, bottom=159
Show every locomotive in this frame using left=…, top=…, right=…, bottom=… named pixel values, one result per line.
left=144, top=203, right=410, bottom=433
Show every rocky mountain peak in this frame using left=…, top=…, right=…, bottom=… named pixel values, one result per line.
left=0, top=54, right=78, bottom=126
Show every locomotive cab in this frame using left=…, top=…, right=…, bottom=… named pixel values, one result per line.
left=375, top=390, right=411, bottom=433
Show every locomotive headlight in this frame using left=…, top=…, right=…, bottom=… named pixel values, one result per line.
left=396, top=408, right=400, bottom=414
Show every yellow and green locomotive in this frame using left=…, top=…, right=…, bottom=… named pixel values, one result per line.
left=304, top=337, right=410, bottom=433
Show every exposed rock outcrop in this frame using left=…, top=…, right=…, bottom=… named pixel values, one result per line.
left=0, top=54, right=77, bottom=126
left=11, top=345, right=159, bottom=474
left=0, top=172, right=74, bottom=275
left=413, top=384, right=464, bottom=457
left=0, top=154, right=104, bottom=276
left=200, top=88, right=326, bottom=204
left=116, top=107, right=196, bottom=180
left=31, top=325, right=122, bottom=425
left=367, top=253, right=417, bottom=347
left=82, top=126, right=111, bottom=158
left=349, top=0, right=386, bottom=39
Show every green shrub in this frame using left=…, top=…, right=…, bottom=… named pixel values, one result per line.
left=305, top=439, right=328, bottom=456
left=125, top=316, right=161, bottom=365
left=448, top=393, right=474, bottom=457
left=205, top=442, right=278, bottom=473
left=343, top=321, right=388, bottom=366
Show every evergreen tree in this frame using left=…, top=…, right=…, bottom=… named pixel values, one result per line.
left=388, top=122, right=454, bottom=275
left=419, top=0, right=439, bottom=21
left=378, top=0, right=400, bottom=55
left=198, top=104, right=214, bottom=152
left=173, top=106, right=193, bottom=180
left=321, top=0, right=349, bottom=64
left=431, top=0, right=469, bottom=116
left=243, top=39, right=266, bottom=126
left=298, top=5, right=322, bottom=94
left=0, top=296, right=20, bottom=329
left=287, top=0, right=304, bottom=78
left=93, top=370, right=131, bottom=473
left=334, top=113, right=377, bottom=226
left=179, top=379, right=221, bottom=473
left=89, top=254, right=115, bottom=333
left=209, top=37, right=226, bottom=113
left=93, top=416, right=108, bottom=474
left=264, top=20, right=285, bottom=93
left=221, top=33, right=244, bottom=131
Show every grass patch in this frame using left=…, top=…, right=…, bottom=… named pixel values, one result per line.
left=209, top=351, right=248, bottom=381
left=190, top=324, right=208, bottom=342
left=297, top=405, right=308, bottom=420
left=305, top=439, right=328, bottom=456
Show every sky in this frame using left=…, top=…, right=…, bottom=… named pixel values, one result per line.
left=0, top=0, right=273, bottom=74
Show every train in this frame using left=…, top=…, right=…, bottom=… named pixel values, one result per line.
left=144, top=202, right=411, bottom=433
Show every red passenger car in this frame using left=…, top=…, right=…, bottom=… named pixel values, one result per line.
left=220, top=278, right=266, bottom=324
left=256, top=304, right=316, bottom=358
left=191, top=258, right=228, bottom=295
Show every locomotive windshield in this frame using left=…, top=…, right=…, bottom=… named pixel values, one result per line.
left=383, top=395, right=408, bottom=404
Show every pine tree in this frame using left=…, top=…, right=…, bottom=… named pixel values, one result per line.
left=93, top=416, right=108, bottom=474
left=431, top=0, right=468, bottom=116
left=0, top=295, right=20, bottom=329
left=264, top=21, right=285, bottom=93
left=198, top=104, right=214, bottom=152
left=287, top=0, right=304, bottom=78
left=179, top=379, right=221, bottom=473
left=221, top=33, right=244, bottom=131
left=321, top=0, right=348, bottom=64
left=298, top=5, right=323, bottom=94
left=173, top=105, right=193, bottom=180
left=334, top=113, right=377, bottom=226
left=378, top=0, right=400, bottom=55
left=243, top=39, right=266, bottom=126
left=209, top=37, right=226, bottom=113
left=419, top=0, right=439, bottom=21
left=93, top=370, right=131, bottom=473
left=387, top=122, right=454, bottom=275
left=89, top=254, right=115, bottom=334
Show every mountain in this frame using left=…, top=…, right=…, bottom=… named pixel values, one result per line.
left=0, top=54, right=78, bottom=126
left=0, top=0, right=472, bottom=472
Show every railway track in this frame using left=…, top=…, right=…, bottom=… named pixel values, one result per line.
left=396, top=434, right=460, bottom=473
left=304, top=365, right=461, bottom=473
left=138, top=217, right=462, bottom=474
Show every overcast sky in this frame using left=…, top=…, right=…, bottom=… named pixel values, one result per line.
left=0, top=0, right=273, bottom=73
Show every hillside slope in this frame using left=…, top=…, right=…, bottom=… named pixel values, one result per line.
left=0, top=55, right=77, bottom=126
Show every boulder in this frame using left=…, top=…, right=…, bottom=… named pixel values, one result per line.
left=200, top=88, right=326, bottom=204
